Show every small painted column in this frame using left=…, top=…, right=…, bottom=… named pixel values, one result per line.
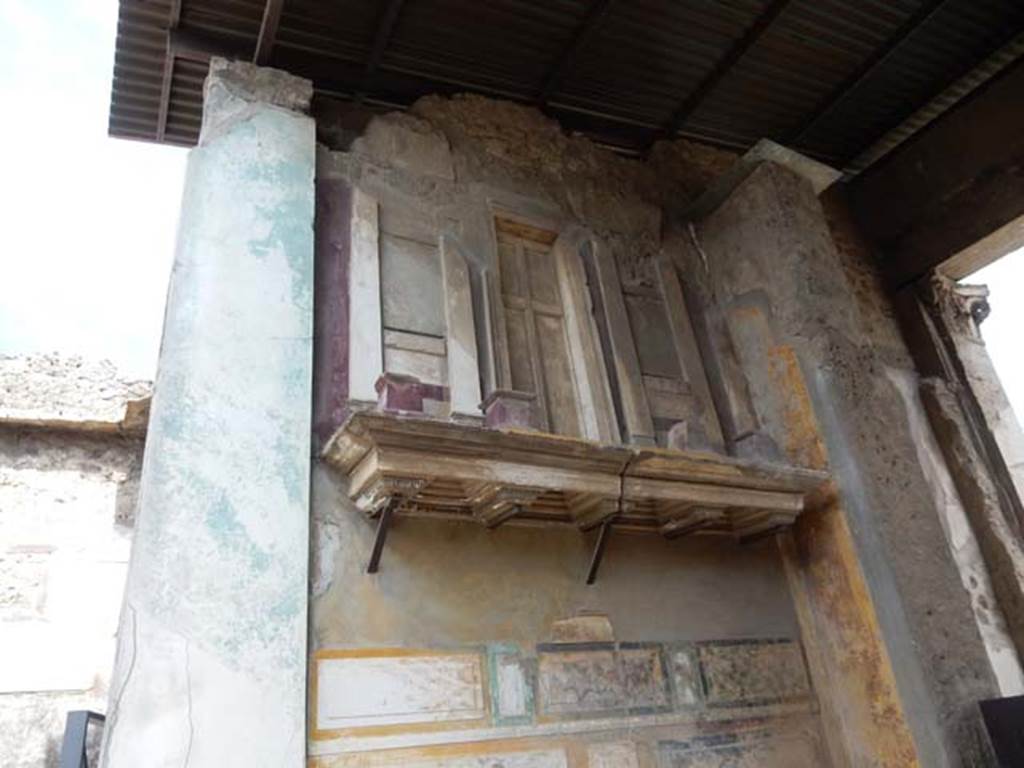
left=101, top=59, right=315, bottom=767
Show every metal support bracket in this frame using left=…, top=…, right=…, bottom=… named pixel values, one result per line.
left=586, top=518, right=614, bottom=585
left=366, top=498, right=398, bottom=574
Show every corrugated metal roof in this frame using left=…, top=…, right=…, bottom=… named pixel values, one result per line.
left=108, top=0, right=1024, bottom=170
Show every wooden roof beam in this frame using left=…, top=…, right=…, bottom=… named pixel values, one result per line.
left=169, top=27, right=246, bottom=63
left=365, top=0, right=406, bottom=78
left=848, top=58, right=1024, bottom=288
left=355, top=0, right=407, bottom=103
left=156, top=0, right=183, bottom=142
left=254, top=0, right=284, bottom=65
left=658, top=0, right=793, bottom=143
left=537, top=0, right=618, bottom=106
left=787, top=0, right=952, bottom=147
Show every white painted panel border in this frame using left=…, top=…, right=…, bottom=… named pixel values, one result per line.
left=317, top=652, right=487, bottom=730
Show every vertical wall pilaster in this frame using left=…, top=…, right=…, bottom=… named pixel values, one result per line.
left=441, top=233, right=483, bottom=419
left=102, top=59, right=316, bottom=767
left=313, top=171, right=352, bottom=447
left=347, top=189, right=383, bottom=404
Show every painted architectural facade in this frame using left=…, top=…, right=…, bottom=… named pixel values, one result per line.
left=89, top=57, right=1024, bottom=768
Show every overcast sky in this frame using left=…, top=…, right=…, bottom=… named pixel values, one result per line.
left=0, top=0, right=1020, bottom=423
left=973, top=251, right=1024, bottom=420
left=0, top=0, right=185, bottom=379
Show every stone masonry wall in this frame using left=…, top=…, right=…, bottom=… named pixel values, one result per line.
left=0, top=356, right=148, bottom=768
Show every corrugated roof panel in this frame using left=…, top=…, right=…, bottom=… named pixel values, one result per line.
left=276, top=0, right=376, bottom=63
left=402, top=2, right=578, bottom=95
left=796, top=0, right=1024, bottom=161
left=108, top=0, right=1024, bottom=169
left=680, top=0, right=909, bottom=155
left=556, top=0, right=767, bottom=130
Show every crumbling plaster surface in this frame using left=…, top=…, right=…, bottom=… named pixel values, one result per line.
left=199, top=56, right=314, bottom=145
left=0, top=356, right=147, bottom=768
left=359, top=93, right=736, bottom=244
left=681, top=164, right=1004, bottom=766
left=0, top=355, right=150, bottom=433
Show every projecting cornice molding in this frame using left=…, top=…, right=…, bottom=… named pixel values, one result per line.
left=322, top=411, right=829, bottom=576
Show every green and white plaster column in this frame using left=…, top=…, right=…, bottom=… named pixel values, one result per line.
left=101, top=59, right=315, bottom=767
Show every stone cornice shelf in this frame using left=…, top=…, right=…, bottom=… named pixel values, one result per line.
left=322, top=412, right=829, bottom=549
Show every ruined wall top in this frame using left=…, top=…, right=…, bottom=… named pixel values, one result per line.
left=323, top=92, right=740, bottom=303
left=200, top=57, right=314, bottom=145
left=331, top=93, right=738, bottom=230
left=206, top=57, right=313, bottom=113
left=0, top=355, right=151, bottom=434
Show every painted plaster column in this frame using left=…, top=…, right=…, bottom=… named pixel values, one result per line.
left=101, top=59, right=315, bottom=767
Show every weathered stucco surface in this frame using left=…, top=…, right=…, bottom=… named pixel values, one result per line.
left=100, top=59, right=316, bottom=768
left=680, top=164, right=1010, bottom=766
left=313, top=464, right=800, bottom=649
left=311, top=460, right=822, bottom=764
left=0, top=356, right=148, bottom=768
